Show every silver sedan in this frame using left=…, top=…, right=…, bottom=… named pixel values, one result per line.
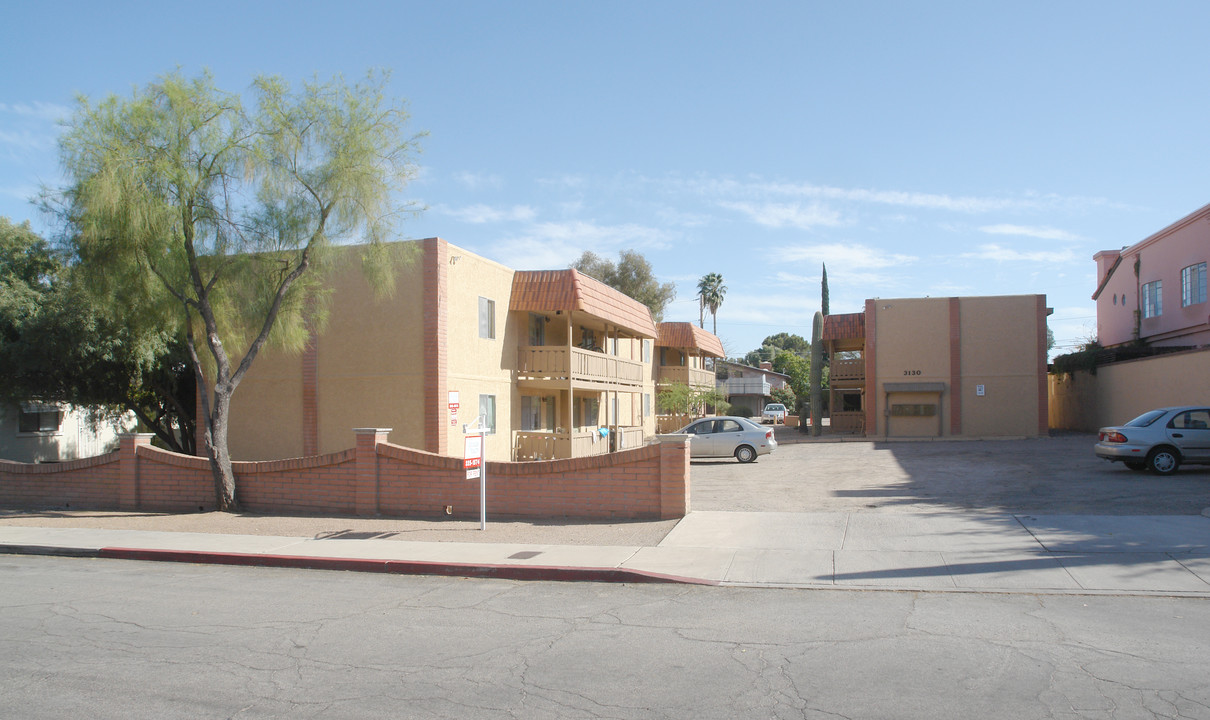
left=1094, top=406, right=1210, bottom=475
left=676, top=416, right=777, bottom=463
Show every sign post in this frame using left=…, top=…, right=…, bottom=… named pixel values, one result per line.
left=463, top=415, right=487, bottom=530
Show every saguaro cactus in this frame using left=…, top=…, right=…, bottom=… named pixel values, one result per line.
left=809, top=311, right=823, bottom=436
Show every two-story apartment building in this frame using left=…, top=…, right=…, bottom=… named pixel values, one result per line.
left=1092, top=202, right=1210, bottom=348
left=224, top=238, right=658, bottom=462
left=822, top=295, right=1050, bottom=438
left=652, top=322, right=725, bottom=429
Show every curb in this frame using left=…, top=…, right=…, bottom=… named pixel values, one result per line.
left=0, top=543, right=716, bottom=586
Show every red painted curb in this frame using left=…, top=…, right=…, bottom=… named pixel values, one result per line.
left=96, top=547, right=718, bottom=586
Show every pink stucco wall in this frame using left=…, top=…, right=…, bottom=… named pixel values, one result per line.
left=1093, top=203, right=1210, bottom=348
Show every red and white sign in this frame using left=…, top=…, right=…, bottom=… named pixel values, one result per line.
left=464, top=435, right=483, bottom=479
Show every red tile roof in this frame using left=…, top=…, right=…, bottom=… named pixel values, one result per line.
left=511, top=269, right=658, bottom=338
left=655, top=322, right=725, bottom=357
left=822, top=312, right=865, bottom=341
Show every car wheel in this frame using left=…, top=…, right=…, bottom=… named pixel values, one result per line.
left=735, top=445, right=757, bottom=463
left=1146, top=446, right=1180, bottom=475
left=1124, top=460, right=1147, bottom=471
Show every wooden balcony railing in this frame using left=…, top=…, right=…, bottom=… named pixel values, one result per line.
left=518, top=346, right=645, bottom=387
left=829, top=357, right=865, bottom=382
left=657, top=366, right=716, bottom=389
left=514, top=427, right=646, bottom=460
left=828, top=411, right=865, bottom=435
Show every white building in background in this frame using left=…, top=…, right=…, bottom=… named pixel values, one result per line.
left=0, top=402, right=136, bottom=463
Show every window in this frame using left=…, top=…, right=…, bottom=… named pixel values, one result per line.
left=643, top=340, right=652, bottom=363
left=478, top=394, right=496, bottom=434
left=575, top=397, right=600, bottom=427
left=521, top=395, right=555, bottom=431
left=644, top=393, right=651, bottom=418
left=1170, top=409, right=1210, bottom=430
left=1182, top=262, right=1206, bottom=307
left=478, top=297, right=495, bottom=339
left=18, top=405, right=62, bottom=434
left=1141, top=280, right=1162, bottom=318
left=659, top=347, right=667, bottom=366
left=527, top=313, right=545, bottom=346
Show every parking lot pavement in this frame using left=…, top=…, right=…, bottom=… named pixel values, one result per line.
left=689, top=434, right=1210, bottom=515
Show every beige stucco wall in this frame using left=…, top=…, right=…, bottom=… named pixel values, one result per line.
left=229, top=243, right=428, bottom=460
left=0, top=404, right=134, bottom=463
left=444, top=248, right=516, bottom=461
left=959, top=295, right=1044, bottom=437
left=870, top=295, right=1045, bottom=438
left=870, top=298, right=951, bottom=436
left=1049, top=347, right=1210, bottom=431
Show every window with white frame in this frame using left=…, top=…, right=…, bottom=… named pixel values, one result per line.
left=644, top=393, right=651, bottom=417
left=1182, top=262, right=1206, bottom=307
left=642, top=339, right=651, bottom=363
left=1141, top=280, right=1162, bottom=318
left=478, top=394, right=496, bottom=434
left=478, top=297, right=495, bottom=339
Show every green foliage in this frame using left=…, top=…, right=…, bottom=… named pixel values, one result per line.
left=809, top=312, right=824, bottom=436
left=821, top=263, right=830, bottom=317
left=771, top=351, right=810, bottom=401
left=743, top=333, right=810, bottom=367
left=47, top=69, right=423, bottom=508
left=0, top=218, right=196, bottom=452
left=572, top=250, right=676, bottom=322
left=1052, top=340, right=1103, bottom=378
left=696, top=272, right=726, bottom=333
left=770, top=386, right=796, bottom=409
left=657, top=381, right=728, bottom=416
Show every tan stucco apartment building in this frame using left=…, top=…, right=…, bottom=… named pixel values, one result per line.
left=824, top=295, right=1051, bottom=438
left=227, top=238, right=719, bottom=462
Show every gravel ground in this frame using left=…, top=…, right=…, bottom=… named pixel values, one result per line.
left=0, top=509, right=679, bottom=546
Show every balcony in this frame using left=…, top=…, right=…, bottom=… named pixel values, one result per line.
left=514, top=427, right=646, bottom=461
left=829, top=356, right=865, bottom=384
left=720, top=377, right=772, bottom=396
left=657, top=366, right=716, bottom=389
left=517, top=346, right=646, bottom=389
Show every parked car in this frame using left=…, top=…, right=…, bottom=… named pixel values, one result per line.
left=761, top=403, right=787, bottom=424
left=1094, top=406, right=1210, bottom=475
left=676, top=416, right=777, bottom=463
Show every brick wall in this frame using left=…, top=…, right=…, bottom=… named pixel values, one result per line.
left=1, top=430, right=690, bottom=520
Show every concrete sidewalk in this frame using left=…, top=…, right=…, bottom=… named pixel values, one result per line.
left=4, top=510, right=1210, bottom=595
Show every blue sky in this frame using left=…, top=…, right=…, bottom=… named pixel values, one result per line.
left=3, top=1, right=1209, bottom=359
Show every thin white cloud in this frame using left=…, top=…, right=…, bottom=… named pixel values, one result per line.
left=660, top=175, right=1113, bottom=214
left=0, top=128, right=55, bottom=152
left=452, top=171, right=502, bottom=190
left=437, top=203, right=536, bottom=224
left=978, top=224, right=1083, bottom=242
left=485, top=220, right=674, bottom=270
left=720, top=201, right=843, bottom=230
left=0, top=102, right=71, bottom=121
left=961, top=243, right=1078, bottom=264
left=780, top=242, right=917, bottom=269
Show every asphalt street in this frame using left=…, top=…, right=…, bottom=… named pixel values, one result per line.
left=4, top=555, right=1210, bottom=720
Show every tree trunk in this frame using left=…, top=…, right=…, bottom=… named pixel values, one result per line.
left=204, top=384, right=238, bottom=511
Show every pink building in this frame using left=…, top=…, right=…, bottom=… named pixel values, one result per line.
left=1092, top=203, right=1210, bottom=348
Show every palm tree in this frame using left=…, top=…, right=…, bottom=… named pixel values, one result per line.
left=697, top=273, right=727, bottom=334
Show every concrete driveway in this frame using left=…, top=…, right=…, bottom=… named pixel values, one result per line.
left=689, top=433, right=1210, bottom=515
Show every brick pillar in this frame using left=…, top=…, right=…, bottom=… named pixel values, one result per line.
left=422, top=238, right=449, bottom=456
left=118, top=433, right=154, bottom=511
left=656, top=434, right=690, bottom=519
left=354, top=428, right=391, bottom=516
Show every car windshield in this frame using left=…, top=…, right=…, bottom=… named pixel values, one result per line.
left=1124, top=410, right=1167, bottom=428
left=766, top=405, right=785, bottom=411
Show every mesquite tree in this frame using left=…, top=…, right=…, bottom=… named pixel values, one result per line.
left=50, top=70, right=422, bottom=509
